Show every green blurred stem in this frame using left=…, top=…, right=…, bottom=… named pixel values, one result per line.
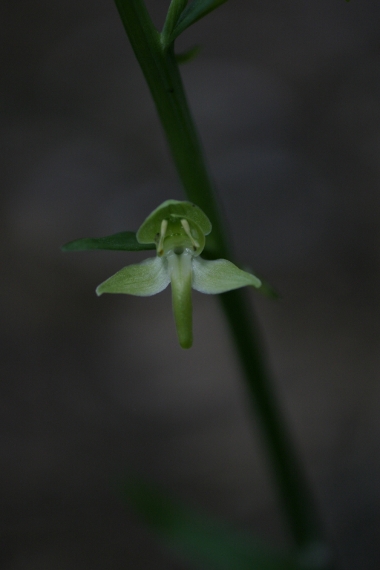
left=114, top=0, right=228, bottom=260
left=113, top=0, right=327, bottom=558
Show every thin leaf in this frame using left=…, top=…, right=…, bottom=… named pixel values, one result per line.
left=161, top=0, right=188, bottom=47
left=61, top=231, right=155, bottom=252
left=240, top=266, right=280, bottom=300
left=255, top=277, right=280, bottom=300
left=124, top=479, right=298, bottom=570
left=169, top=0, right=228, bottom=44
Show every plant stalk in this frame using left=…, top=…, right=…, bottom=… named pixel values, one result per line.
left=113, top=0, right=330, bottom=562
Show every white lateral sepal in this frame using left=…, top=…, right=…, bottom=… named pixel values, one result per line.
left=96, top=256, right=170, bottom=297
left=192, top=257, right=261, bottom=294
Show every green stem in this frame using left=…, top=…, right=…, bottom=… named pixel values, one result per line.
left=113, top=0, right=330, bottom=561
left=219, top=290, right=323, bottom=549
left=114, top=0, right=228, bottom=259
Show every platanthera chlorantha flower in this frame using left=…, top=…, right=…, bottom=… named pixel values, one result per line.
left=96, top=200, right=262, bottom=349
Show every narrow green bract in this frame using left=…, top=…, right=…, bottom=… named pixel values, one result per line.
left=165, top=0, right=229, bottom=47
left=61, top=231, right=155, bottom=252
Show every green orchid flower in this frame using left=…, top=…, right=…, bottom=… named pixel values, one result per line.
left=95, top=200, right=262, bottom=349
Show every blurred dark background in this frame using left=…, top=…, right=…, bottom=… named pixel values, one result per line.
left=1, top=0, right=380, bottom=568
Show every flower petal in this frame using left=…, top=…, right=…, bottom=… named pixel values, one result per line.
left=96, top=257, right=170, bottom=297
left=192, top=257, right=262, bottom=294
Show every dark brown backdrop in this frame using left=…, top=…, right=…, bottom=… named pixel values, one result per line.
left=1, top=1, right=380, bottom=568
